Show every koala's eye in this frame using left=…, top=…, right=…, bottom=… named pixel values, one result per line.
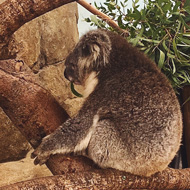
left=82, top=44, right=91, bottom=57
left=71, top=63, right=76, bottom=69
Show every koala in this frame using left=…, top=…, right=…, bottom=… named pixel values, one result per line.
left=32, top=29, right=182, bottom=176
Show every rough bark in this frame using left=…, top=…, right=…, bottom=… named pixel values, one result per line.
left=1, top=168, right=190, bottom=190
left=182, top=86, right=190, bottom=167
left=0, top=59, right=69, bottom=146
left=0, top=0, right=126, bottom=45
left=0, top=0, right=128, bottom=59
left=181, top=0, right=190, bottom=168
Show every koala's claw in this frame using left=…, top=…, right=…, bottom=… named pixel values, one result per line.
left=31, top=148, right=51, bottom=165
left=31, top=151, right=37, bottom=159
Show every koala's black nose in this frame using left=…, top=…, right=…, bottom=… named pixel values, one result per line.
left=64, top=69, right=74, bottom=82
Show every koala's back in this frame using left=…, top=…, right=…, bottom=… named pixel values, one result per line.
left=81, top=30, right=182, bottom=176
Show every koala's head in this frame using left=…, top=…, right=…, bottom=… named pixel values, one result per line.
left=64, top=30, right=111, bottom=85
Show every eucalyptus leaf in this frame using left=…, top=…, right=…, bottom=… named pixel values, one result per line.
left=70, top=83, right=83, bottom=98
left=139, top=38, right=160, bottom=44
left=178, top=37, right=190, bottom=45
left=90, top=15, right=102, bottom=27
left=171, top=59, right=176, bottom=74
left=158, top=49, right=165, bottom=69
left=172, top=38, right=180, bottom=57
left=181, top=33, right=190, bottom=37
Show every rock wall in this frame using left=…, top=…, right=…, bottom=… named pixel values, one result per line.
left=0, top=2, right=82, bottom=164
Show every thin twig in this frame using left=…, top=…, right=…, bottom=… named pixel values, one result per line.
left=77, top=0, right=129, bottom=36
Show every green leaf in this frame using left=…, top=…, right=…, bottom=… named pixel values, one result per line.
left=117, top=15, right=123, bottom=28
left=172, top=38, right=180, bottom=57
left=178, top=50, right=190, bottom=59
left=120, top=1, right=125, bottom=7
left=155, top=3, right=164, bottom=15
left=134, top=8, right=141, bottom=20
left=171, top=58, right=176, bottom=74
left=70, top=83, right=83, bottom=98
left=178, top=36, right=190, bottom=45
left=139, top=37, right=160, bottom=44
left=143, top=47, right=152, bottom=54
left=129, top=37, right=139, bottom=46
left=162, top=40, right=169, bottom=51
left=167, top=53, right=175, bottom=59
left=184, top=6, right=190, bottom=15
left=158, top=49, right=165, bottom=69
left=90, top=15, right=102, bottom=27
left=162, top=3, right=171, bottom=13
left=84, top=18, right=91, bottom=23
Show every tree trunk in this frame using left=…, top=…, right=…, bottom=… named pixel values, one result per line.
left=182, top=86, right=190, bottom=167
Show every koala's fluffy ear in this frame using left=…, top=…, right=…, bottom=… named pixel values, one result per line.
left=81, top=30, right=112, bottom=68
left=82, top=43, right=100, bottom=60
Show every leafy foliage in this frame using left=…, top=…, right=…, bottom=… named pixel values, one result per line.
left=85, top=0, right=190, bottom=92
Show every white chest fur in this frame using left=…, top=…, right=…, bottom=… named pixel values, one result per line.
left=83, top=71, right=99, bottom=98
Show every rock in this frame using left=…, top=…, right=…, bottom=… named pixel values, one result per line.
left=9, top=3, right=79, bottom=72
left=0, top=2, right=81, bottom=163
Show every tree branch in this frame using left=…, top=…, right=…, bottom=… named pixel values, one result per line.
left=1, top=168, right=190, bottom=190
left=0, top=60, right=69, bottom=146
left=0, top=0, right=75, bottom=44
left=77, top=0, right=129, bottom=36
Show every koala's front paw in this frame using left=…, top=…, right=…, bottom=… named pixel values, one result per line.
left=31, top=142, right=52, bottom=165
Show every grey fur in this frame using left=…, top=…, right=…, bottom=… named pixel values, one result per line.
left=32, top=29, right=182, bottom=176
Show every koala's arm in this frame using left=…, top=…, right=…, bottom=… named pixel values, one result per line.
left=31, top=115, right=92, bottom=165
